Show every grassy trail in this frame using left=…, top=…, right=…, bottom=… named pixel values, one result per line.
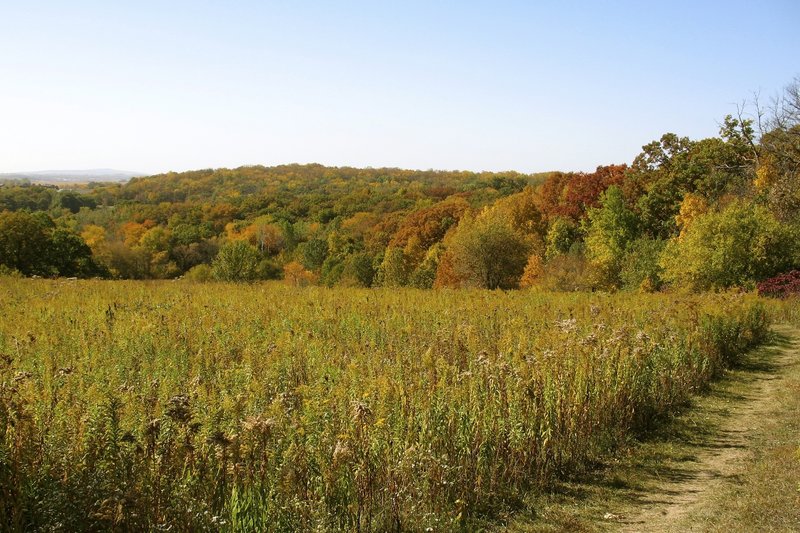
left=501, top=325, right=800, bottom=532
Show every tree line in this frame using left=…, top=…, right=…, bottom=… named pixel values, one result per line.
left=2, top=77, right=799, bottom=292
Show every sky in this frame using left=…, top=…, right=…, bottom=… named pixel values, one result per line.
left=1, top=1, right=798, bottom=175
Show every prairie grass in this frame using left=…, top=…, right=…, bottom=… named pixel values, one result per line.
left=0, top=279, right=769, bottom=531
left=499, top=324, right=800, bottom=533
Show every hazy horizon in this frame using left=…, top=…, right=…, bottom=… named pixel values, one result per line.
left=0, top=163, right=554, bottom=179
left=1, top=1, right=798, bottom=175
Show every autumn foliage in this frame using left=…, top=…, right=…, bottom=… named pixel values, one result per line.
left=2, top=78, right=800, bottom=292
left=757, top=270, right=800, bottom=298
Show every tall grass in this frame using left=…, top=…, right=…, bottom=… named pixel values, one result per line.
left=761, top=296, right=800, bottom=327
left=0, top=279, right=769, bottom=531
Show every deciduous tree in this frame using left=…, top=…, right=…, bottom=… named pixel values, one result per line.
left=436, top=212, right=530, bottom=289
left=584, top=186, right=639, bottom=289
left=211, top=241, right=260, bottom=282
left=660, top=201, right=798, bottom=290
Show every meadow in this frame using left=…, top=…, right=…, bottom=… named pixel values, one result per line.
left=0, top=279, right=770, bottom=531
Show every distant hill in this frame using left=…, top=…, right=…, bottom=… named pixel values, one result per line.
left=0, top=169, right=143, bottom=184
left=103, top=163, right=553, bottom=208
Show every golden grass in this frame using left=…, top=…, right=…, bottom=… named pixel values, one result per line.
left=0, top=279, right=769, bottom=531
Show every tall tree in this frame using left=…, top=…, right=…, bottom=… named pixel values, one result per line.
left=0, top=211, right=102, bottom=277
left=660, top=200, right=798, bottom=290
left=0, top=211, right=52, bottom=275
left=584, top=186, right=639, bottom=289
left=756, top=77, right=800, bottom=221
left=436, top=212, right=530, bottom=289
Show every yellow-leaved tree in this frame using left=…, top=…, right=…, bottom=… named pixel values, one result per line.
left=435, top=210, right=530, bottom=289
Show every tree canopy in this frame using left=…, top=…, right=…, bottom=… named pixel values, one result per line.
left=3, top=77, right=800, bottom=291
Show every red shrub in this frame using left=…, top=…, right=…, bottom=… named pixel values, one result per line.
left=757, top=270, right=800, bottom=298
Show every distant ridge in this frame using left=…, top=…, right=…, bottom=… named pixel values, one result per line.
left=0, top=169, right=144, bottom=184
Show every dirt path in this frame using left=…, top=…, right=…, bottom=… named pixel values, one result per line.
left=617, top=324, right=800, bottom=532
left=501, top=325, right=800, bottom=533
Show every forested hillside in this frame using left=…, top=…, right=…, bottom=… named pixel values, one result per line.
left=2, top=79, right=799, bottom=292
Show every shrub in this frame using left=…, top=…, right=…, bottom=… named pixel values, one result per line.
left=283, top=261, right=318, bottom=286
left=340, top=253, right=376, bottom=287
left=620, top=238, right=665, bottom=292
left=757, top=270, right=800, bottom=298
left=537, top=252, right=593, bottom=292
left=211, top=241, right=261, bottom=282
left=184, top=263, right=213, bottom=281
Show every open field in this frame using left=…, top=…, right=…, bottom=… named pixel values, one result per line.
left=0, top=280, right=771, bottom=531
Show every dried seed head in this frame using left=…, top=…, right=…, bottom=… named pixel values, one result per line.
left=13, top=371, right=32, bottom=383
left=351, top=400, right=373, bottom=425
left=165, top=394, right=192, bottom=423
left=556, top=318, right=578, bottom=333
left=332, top=440, right=352, bottom=466
left=145, top=418, right=161, bottom=438
left=242, top=415, right=275, bottom=437
left=208, top=430, right=232, bottom=447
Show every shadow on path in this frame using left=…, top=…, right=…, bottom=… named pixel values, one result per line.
left=502, top=328, right=799, bottom=533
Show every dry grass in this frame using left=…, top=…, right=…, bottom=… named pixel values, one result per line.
left=0, top=279, right=770, bottom=531
left=498, top=324, right=800, bottom=533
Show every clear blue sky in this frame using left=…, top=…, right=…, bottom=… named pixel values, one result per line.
left=1, top=1, right=798, bottom=174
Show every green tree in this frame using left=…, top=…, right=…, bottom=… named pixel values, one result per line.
left=341, top=252, right=376, bottom=287
left=377, top=247, right=410, bottom=287
left=660, top=201, right=798, bottom=290
left=443, top=212, right=530, bottom=289
left=409, top=244, right=443, bottom=289
left=256, top=259, right=282, bottom=280
left=0, top=211, right=51, bottom=275
left=0, top=211, right=104, bottom=277
left=320, top=256, right=345, bottom=287
left=184, top=263, right=213, bottom=281
left=170, top=223, right=203, bottom=246
left=211, top=241, right=261, bottom=282
left=630, top=123, right=755, bottom=239
left=300, top=237, right=329, bottom=270
left=635, top=179, right=683, bottom=239
left=584, top=186, right=639, bottom=289
left=106, top=242, right=153, bottom=279
left=620, top=238, right=665, bottom=292
left=58, top=191, right=96, bottom=213
left=171, top=240, right=218, bottom=272
left=48, top=228, right=107, bottom=277
left=544, top=217, right=578, bottom=260
left=140, top=226, right=172, bottom=254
